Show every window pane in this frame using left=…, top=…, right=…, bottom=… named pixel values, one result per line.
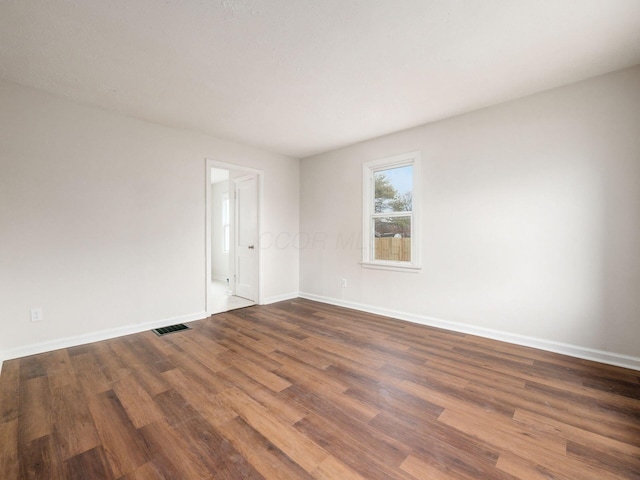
left=374, top=165, right=412, bottom=213
left=222, top=194, right=230, bottom=253
left=223, top=224, right=230, bottom=253
left=222, top=195, right=229, bottom=224
left=374, top=216, right=411, bottom=261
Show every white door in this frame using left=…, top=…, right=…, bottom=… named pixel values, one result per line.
left=234, top=175, right=258, bottom=301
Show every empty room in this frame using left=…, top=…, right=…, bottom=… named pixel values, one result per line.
left=1, top=1, right=639, bottom=479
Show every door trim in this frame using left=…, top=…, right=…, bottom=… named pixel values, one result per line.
left=205, top=159, right=264, bottom=315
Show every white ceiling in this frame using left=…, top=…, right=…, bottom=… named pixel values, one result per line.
left=1, top=1, right=639, bottom=158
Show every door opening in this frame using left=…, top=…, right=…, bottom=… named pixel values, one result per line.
left=205, top=160, right=262, bottom=315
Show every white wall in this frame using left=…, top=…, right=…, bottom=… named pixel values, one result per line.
left=210, top=180, right=229, bottom=282
left=300, top=66, right=640, bottom=365
left=0, top=80, right=299, bottom=360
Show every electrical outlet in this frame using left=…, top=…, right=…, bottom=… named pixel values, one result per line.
left=30, top=308, right=43, bottom=322
left=341, top=278, right=347, bottom=288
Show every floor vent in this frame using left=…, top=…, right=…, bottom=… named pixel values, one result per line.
left=152, top=324, right=191, bottom=336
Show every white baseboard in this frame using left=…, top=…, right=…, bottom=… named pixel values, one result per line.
left=0, top=310, right=208, bottom=367
left=4, top=294, right=639, bottom=373
left=261, top=291, right=300, bottom=305
left=298, top=292, right=640, bottom=371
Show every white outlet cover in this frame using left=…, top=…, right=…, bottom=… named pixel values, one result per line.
left=30, top=308, right=43, bottom=322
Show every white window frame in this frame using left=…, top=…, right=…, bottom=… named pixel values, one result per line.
left=362, top=151, right=421, bottom=272
left=222, top=192, right=230, bottom=253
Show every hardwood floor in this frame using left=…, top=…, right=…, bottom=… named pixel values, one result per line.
left=1, top=298, right=639, bottom=479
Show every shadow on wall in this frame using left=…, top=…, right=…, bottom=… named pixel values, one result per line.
left=598, top=124, right=640, bottom=358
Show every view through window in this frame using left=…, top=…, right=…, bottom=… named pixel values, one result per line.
left=373, top=165, right=413, bottom=261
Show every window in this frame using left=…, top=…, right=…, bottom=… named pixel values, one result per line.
left=222, top=193, right=230, bottom=253
left=362, top=151, right=421, bottom=270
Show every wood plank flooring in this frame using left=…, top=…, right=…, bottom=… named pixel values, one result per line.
left=1, top=298, right=639, bottom=479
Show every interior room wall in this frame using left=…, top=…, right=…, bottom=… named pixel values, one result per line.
left=210, top=180, right=229, bottom=282
left=0, top=79, right=299, bottom=361
left=300, top=65, right=640, bottom=365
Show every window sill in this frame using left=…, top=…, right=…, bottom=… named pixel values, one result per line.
left=360, top=261, right=422, bottom=273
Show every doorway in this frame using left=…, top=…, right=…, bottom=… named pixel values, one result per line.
left=205, top=160, right=262, bottom=315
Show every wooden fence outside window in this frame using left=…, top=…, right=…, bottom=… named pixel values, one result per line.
left=374, top=237, right=411, bottom=261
